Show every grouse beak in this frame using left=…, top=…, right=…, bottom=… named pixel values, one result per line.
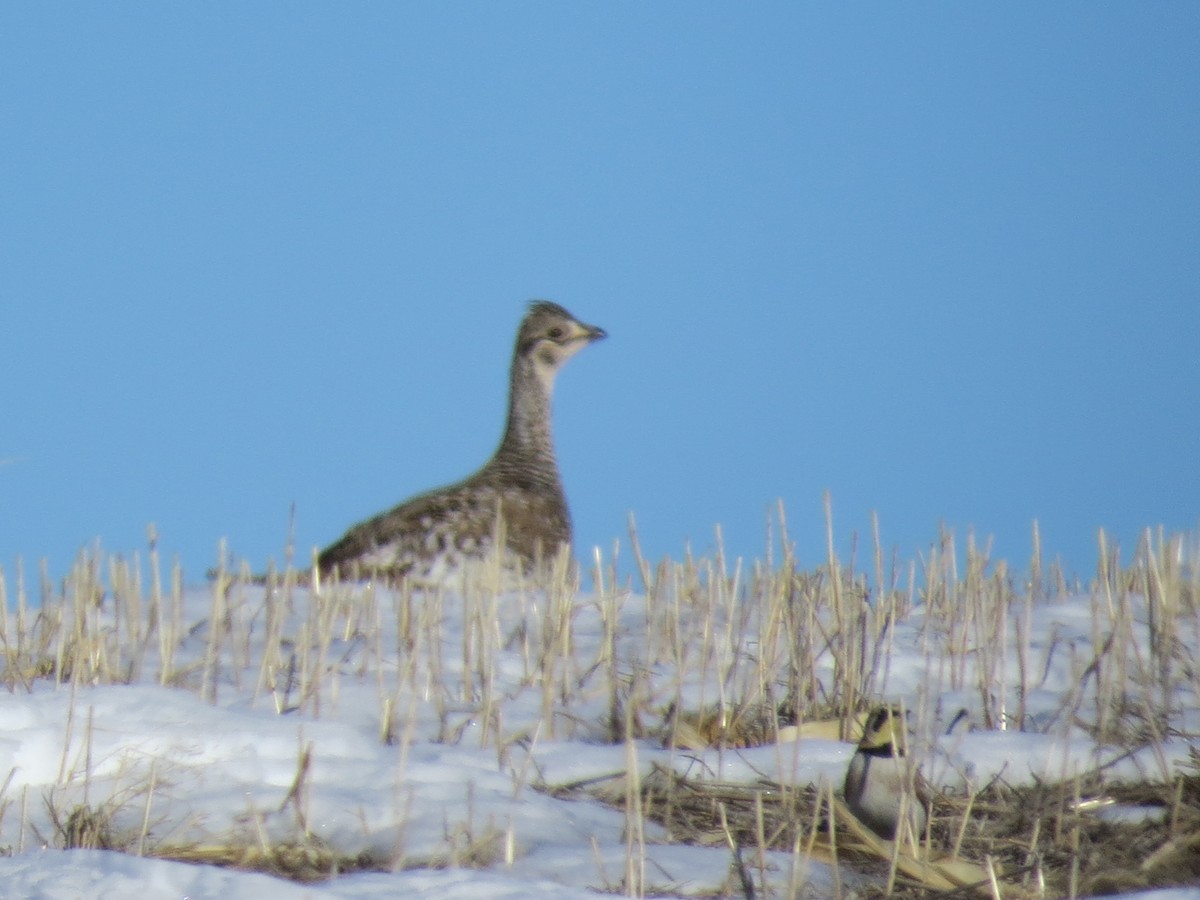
left=582, top=323, right=607, bottom=342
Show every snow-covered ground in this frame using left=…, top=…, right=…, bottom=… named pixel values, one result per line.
left=0, top=558, right=1195, bottom=899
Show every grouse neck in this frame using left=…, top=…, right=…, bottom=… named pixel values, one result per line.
left=488, top=351, right=561, bottom=488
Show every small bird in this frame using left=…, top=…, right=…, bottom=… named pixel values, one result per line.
left=317, top=301, right=606, bottom=584
left=842, top=705, right=930, bottom=842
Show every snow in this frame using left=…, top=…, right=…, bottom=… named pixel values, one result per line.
left=0, top=568, right=1193, bottom=898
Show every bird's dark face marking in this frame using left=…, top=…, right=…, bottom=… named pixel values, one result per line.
left=858, top=706, right=906, bottom=756
left=867, top=707, right=893, bottom=734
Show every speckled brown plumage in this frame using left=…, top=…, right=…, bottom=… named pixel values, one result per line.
left=318, top=301, right=605, bottom=583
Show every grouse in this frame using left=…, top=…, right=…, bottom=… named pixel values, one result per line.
left=317, top=301, right=606, bottom=583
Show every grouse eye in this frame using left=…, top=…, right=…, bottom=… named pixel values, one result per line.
left=546, top=326, right=566, bottom=341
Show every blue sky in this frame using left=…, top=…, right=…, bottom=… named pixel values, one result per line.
left=2, top=5, right=1197, bottom=584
